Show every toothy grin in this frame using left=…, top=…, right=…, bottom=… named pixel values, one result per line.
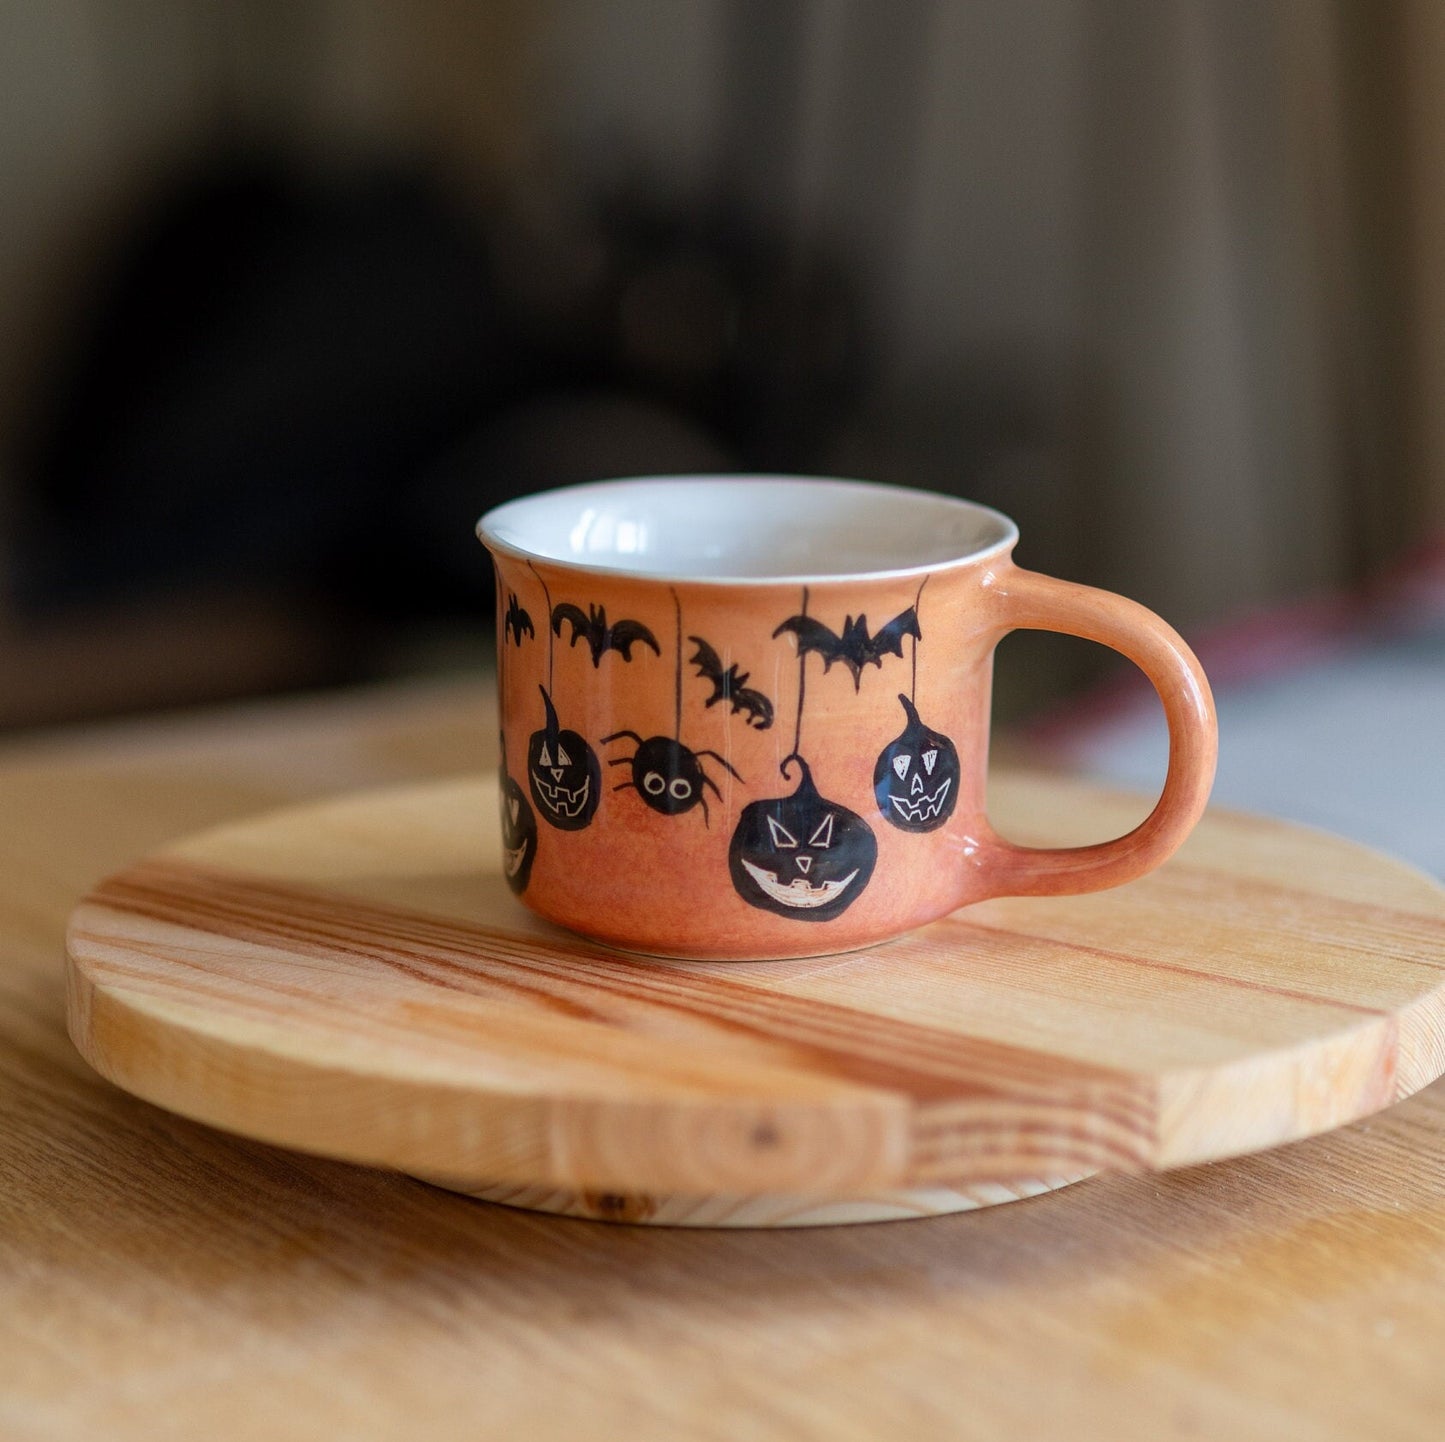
left=532, top=773, right=591, bottom=818
left=503, top=839, right=529, bottom=878
left=890, top=777, right=951, bottom=825
left=738, top=859, right=860, bottom=910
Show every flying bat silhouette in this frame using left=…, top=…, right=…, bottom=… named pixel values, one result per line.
left=551, top=602, right=661, bottom=667
left=503, top=592, right=535, bottom=646
left=688, top=636, right=774, bottom=730
left=772, top=606, right=921, bottom=690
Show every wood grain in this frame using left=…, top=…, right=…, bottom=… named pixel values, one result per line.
left=65, top=774, right=1445, bottom=1210
left=7, top=678, right=1445, bottom=1440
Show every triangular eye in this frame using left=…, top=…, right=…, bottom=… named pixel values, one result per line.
left=556, top=743, right=572, bottom=767
left=508, top=797, right=520, bottom=824
left=766, top=816, right=799, bottom=849
left=808, top=813, right=834, bottom=848
left=922, top=749, right=938, bottom=775
left=539, top=742, right=552, bottom=767
left=892, top=754, right=910, bottom=780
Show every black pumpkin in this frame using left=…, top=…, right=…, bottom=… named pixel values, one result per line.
left=729, top=756, right=877, bottom=921
left=498, top=735, right=538, bottom=893
left=873, top=694, right=960, bottom=833
left=527, top=686, right=601, bottom=830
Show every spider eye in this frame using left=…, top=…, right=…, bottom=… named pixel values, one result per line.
left=643, top=772, right=667, bottom=795
left=669, top=778, right=693, bottom=801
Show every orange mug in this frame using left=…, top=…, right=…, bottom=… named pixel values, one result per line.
left=477, top=476, right=1216, bottom=960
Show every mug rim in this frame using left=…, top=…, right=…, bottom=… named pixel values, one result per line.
left=476, top=474, right=1019, bottom=587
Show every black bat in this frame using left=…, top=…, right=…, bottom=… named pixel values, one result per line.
left=503, top=592, right=534, bottom=646
left=551, top=602, right=661, bottom=667
left=772, top=606, right=921, bottom=690
left=688, top=636, right=774, bottom=730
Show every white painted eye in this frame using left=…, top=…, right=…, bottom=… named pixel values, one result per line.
left=539, top=742, right=552, bottom=767
left=923, top=749, right=938, bottom=775
left=767, top=816, right=799, bottom=848
left=892, top=754, right=910, bottom=780
left=669, top=778, right=693, bottom=801
left=557, top=744, right=572, bottom=767
left=643, top=772, right=666, bottom=795
left=508, top=797, right=520, bottom=823
left=808, top=813, right=834, bottom=848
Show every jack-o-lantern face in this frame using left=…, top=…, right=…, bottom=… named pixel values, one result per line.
left=729, top=757, right=877, bottom=921
left=528, top=686, right=601, bottom=830
left=873, top=694, right=960, bottom=833
left=498, top=735, right=538, bottom=894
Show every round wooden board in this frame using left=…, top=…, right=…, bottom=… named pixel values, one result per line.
left=66, top=774, right=1445, bottom=1227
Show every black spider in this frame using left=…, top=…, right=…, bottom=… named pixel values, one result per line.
left=601, top=732, right=742, bottom=827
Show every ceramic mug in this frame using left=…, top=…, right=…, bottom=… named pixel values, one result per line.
left=477, top=476, right=1216, bottom=961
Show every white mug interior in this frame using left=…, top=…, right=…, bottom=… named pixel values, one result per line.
left=477, top=476, right=1018, bottom=583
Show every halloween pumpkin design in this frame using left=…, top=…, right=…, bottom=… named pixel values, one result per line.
left=498, top=735, right=538, bottom=893
left=528, top=686, right=601, bottom=830
left=729, top=756, right=877, bottom=921
left=873, top=693, right=960, bottom=832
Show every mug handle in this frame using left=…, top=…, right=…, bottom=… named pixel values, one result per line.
left=975, top=566, right=1218, bottom=898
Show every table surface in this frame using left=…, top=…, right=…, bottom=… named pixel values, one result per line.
left=5, top=677, right=1445, bottom=1442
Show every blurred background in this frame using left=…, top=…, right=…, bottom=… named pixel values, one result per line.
left=3, top=0, right=1444, bottom=744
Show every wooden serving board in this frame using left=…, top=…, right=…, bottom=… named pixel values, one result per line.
left=66, top=774, right=1445, bottom=1226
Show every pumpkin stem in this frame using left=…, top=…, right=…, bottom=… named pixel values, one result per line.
left=779, top=752, right=812, bottom=786
left=897, top=692, right=922, bottom=727
left=539, top=685, right=560, bottom=740
left=672, top=587, right=683, bottom=741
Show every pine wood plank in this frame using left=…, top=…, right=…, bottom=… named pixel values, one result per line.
left=66, top=774, right=1445, bottom=1201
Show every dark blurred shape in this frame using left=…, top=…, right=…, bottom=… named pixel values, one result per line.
left=17, top=151, right=864, bottom=633
left=19, top=157, right=518, bottom=611
left=482, top=157, right=867, bottom=473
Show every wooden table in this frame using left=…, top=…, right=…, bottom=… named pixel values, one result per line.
left=5, top=678, right=1445, bottom=1441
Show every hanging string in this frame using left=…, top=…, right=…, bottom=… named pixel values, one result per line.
left=790, top=585, right=809, bottom=763
left=911, top=574, right=929, bottom=702
left=495, top=568, right=506, bottom=703
left=528, top=560, right=555, bottom=693
left=671, top=587, right=683, bottom=742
